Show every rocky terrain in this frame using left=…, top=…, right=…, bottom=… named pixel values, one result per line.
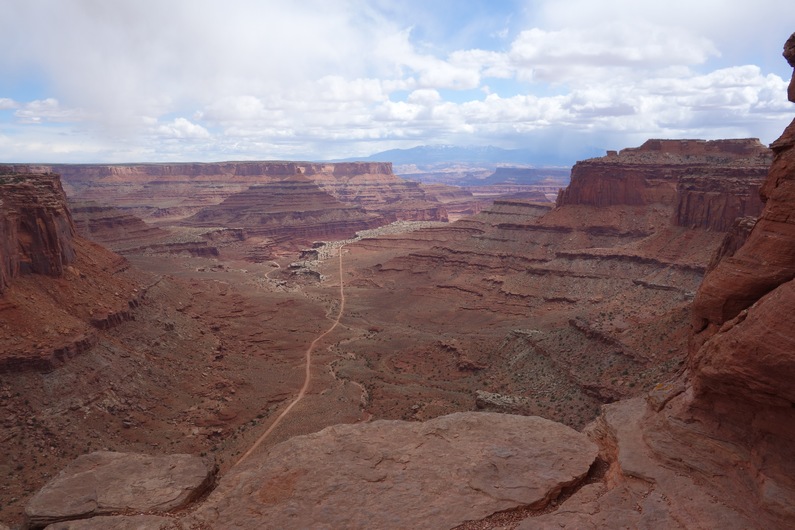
left=54, top=161, right=452, bottom=261
left=321, top=137, right=771, bottom=433
left=51, top=161, right=446, bottom=224
left=182, top=175, right=386, bottom=244
left=2, top=36, right=794, bottom=529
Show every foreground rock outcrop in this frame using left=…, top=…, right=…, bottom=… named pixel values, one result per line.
left=35, top=413, right=596, bottom=529
left=25, top=452, right=216, bottom=529
left=190, top=413, right=596, bottom=529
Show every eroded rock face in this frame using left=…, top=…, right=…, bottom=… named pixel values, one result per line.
left=50, top=161, right=447, bottom=225
left=42, top=515, right=172, bottom=529
left=522, top=398, right=759, bottom=529
left=184, top=412, right=597, bottom=529
left=662, top=34, right=795, bottom=527
left=0, top=167, right=77, bottom=293
left=557, top=139, right=770, bottom=213
left=691, top=120, right=795, bottom=334
left=182, top=175, right=386, bottom=242
left=25, top=451, right=216, bottom=529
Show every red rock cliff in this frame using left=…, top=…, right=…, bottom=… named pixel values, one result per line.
left=691, top=124, right=795, bottom=332
left=663, top=36, right=795, bottom=525
left=0, top=166, right=77, bottom=293
left=557, top=140, right=771, bottom=224
left=48, top=161, right=446, bottom=223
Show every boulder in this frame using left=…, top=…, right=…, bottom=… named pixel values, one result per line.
left=187, top=412, right=597, bottom=529
left=25, top=452, right=216, bottom=529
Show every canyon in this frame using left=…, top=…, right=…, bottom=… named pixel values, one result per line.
left=1, top=111, right=794, bottom=527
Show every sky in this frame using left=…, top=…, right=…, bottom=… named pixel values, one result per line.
left=0, top=0, right=793, bottom=164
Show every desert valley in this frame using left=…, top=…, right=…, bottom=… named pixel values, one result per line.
left=1, top=28, right=795, bottom=530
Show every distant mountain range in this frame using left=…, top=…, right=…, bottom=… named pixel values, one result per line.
left=333, top=144, right=603, bottom=168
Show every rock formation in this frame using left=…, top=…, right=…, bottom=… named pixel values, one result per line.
left=691, top=130, right=795, bottom=332
left=525, top=32, right=795, bottom=529
left=49, top=161, right=447, bottom=224
left=0, top=167, right=77, bottom=293
left=558, top=138, right=770, bottom=212
left=183, top=412, right=597, bottom=529
left=25, top=452, right=216, bottom=529
left=183, top=175, right=386, bottom=243
left=69, top=202, right=167, bottom=251
left=0, top=165, right=143, bottom=372
left=669, top=34, right=795, bottom=526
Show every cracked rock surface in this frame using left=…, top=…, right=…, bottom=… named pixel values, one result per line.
left=182, top=411, right=597, bottom=529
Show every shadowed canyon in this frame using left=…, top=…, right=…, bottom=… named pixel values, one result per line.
left=2, top=38, right=795, bottom=529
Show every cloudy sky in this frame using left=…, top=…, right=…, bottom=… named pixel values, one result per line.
left=1, top=0, right=793, bottom=164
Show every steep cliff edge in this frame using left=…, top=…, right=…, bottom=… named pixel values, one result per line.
left=0, top=166, right=76, bottom=293
left=558, top=139, right=770, bottom=226
left=550, top=37, right=795, bottom=529
left=676, top=60, right=795, bottom=522
left=0, top=166, right=144, bottom=372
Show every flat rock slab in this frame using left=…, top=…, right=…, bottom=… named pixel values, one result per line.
left=187, top=412, right=597, bottom=529
left=43, top=515, right=173, bottom=530
left=26, top=451, right=216, bottom=529
left=519, top=398, right=756, bottom=529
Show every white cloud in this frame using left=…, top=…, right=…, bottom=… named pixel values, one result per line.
left=506, top=24, right=719, bottom=85
left=156, top=118, right=210, bottom=139
left=0, top=0, right=792, bottom=162
left=14, top=99, right=85, bottom=124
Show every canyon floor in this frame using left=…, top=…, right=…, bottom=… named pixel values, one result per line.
left=0, top=213, right=695, bottom=527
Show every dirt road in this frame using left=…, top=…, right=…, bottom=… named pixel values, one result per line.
left=235, top=246, right=346, bottom=466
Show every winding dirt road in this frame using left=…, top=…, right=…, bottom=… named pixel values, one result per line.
left=235, top=246, right=346, bottom=466
left=264, top=261, right=281, bottom=279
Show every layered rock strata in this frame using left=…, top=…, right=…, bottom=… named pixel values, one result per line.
left=537, top=36, right=795, bottom=528
left=70, top=202, right=166, bottom=250
left=183, top=175, right=386, bottom=243
left=558, top=139, right=770, bottom=216
left=49, top=161, right=447, bottom=225
left=0, top=167, right=76, bottom=293
left=692, top=122, right=795, bottom=331
left=328, top=137, right=771, bottom=431
left=0, top=166, right=144, bottom=372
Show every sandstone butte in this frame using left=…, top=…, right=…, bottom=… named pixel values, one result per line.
left=2, top=32, right=795, bottom=530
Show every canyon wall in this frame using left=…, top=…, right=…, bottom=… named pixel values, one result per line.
left=558, top=139, right=770, bottom=229
left=624, top=117, right=795, bottom=527
left=0, top=165, right=143, bottom=372
left=48, top=161, right=447, bottom=224
left=183, top=175, right=386, bottom=241
left=0, top=166, right=76, bottom=293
